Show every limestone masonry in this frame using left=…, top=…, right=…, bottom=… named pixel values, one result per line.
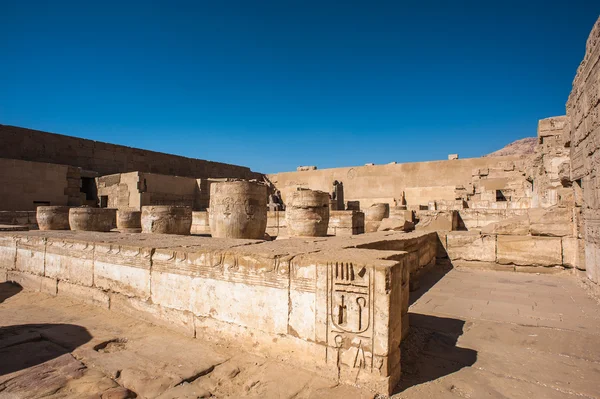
left=0, top=16, right=599, bottom=399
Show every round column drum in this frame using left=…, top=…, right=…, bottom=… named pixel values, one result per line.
left=37, top=206, right=71, bottom=230
left=286, top=189, right=330, bottom=237
left=117, top=210, right=142, bottom=233
left=209, top=181, right=267, bottom=239
left=69, top=208, right=117, bottom=232
left=141, top=206, right=192, bottom=235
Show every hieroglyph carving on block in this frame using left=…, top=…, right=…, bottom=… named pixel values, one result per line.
left=327, top=262, right=375, bottom=374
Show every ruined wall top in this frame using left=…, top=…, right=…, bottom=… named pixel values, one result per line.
left=0, top=124, right=262, bottom=180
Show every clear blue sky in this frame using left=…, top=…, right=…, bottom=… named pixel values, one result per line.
left=1, top=1, right=598, bottom=173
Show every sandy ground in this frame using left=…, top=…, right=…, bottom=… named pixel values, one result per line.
left=1, top=266, right=599, bottom=399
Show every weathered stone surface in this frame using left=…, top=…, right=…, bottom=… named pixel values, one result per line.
left=415, top=210, right=458, bottom=231
left=480, top=214, right=530, bottom=235
left=446, top=231, right=496, bottom=262
left=562, top=237, right=585, bottom=270
left=117, top=209, right=141, bottom=230
left=191, top=211, right=211, bottom=235
left=94, top=243, right=152, bottom=299
left=529, top=207, right=572, bottom=237
left=69, top=207, right=117, bottom=232
left=286, top=189, right=330, bottom=237
left=15, top=236, right=46, bottom=276
left=141, top=206, right=192, bottom=235
left=377, top=217, right=415, bottom=232
left=45, top=238, right=94, bottom=286
left=209, top=180, right=268, bottom=239
left=327, top=210, right=364, bottom=236
left=36, top=206, right=71, bottom=230
left=497, top=235, right=562, bottom=266
left=0, top=236, right=16, bottom=271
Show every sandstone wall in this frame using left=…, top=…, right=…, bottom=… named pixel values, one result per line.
left=0, top=230, right=438, bottom=394
left=0, top=124, right=261, bottom=180
left=566, top=17, right=600, bottom=284
left=268, top=155, right=531, bottom=211
left=97, top=172, right=199, bottom=210
left=0, top=158, right=82, bottom=211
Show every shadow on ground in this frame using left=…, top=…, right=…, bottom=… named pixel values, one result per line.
left=0, top=323, right=92, bottom=376
left=0, top=282, right=22, bottom=304
left=409, top=259, right=453, bottom=306
left=394, top=313, right=477, bottom=394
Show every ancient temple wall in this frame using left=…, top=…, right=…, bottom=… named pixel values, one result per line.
left=268, top=155, right=530, bottom=210
left=566, top=17, right=600, bottom=285
left=0, top=230, right=438, bottom=394
left=0, top=158, right=81, bottom=211
left=0, top=124, right=261, bottom=180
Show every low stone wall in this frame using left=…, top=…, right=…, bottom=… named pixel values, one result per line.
left=444, top=231, right=584, bottom=272
left=0, top=211, right=38, bottom=229
left=458, top=209, right=529, bottom=230
left=0, top=230, right=438, bottom=394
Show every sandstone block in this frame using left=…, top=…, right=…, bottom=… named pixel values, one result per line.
left=191, top=211, right=211, bottom=235
left=529, top=207, right=572, bottom=237
left=94, top=243, right=152, bottom=299
left=16, top=236, right=45, bottom=276
left=377, top=217, right=415, bottom=232
left=562, top=237, right=585, bottom=269
left=446, top=232, right=496, bottom=262
left=497, top=235, right=562, bottom=266
left=415, top=211, right=458, bottom=231
left=0, top=236, right=16, bottom=271
left=481, top=214, right=529, bottom=235
left=45, top=238, right=94, bottom=286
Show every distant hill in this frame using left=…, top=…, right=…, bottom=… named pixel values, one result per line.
left=485, top=137, right=537, bottom=157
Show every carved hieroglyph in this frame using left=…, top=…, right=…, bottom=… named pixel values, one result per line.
left=327, top=262, right=375, bottom=374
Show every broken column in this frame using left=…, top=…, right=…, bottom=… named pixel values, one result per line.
left=69, top=207, right=116, bottom=232
left=364, top=203, right=389, bottom=233
left=209, top=180, right=267, bottom=239
left=286, top=189, right=330, bottom=237
left=116, top=210, right=142, bottom=233
left=141, top=206, right=192, bottom=235
left=36, top=206, right=71, bottom=230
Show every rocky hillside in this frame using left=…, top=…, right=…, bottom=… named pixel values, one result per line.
left=485, top=137, right=537, bottom=157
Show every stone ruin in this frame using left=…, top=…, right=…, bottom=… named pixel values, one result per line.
left=0, top=17, right=599, bottom=397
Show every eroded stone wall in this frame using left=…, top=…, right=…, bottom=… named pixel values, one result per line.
left=566, top=17, right=600, bottom=284
left=0, top=124, right=261, bottom=180
left=0, top=230, right=438, bottom=394
left=268, top=155, right=532, bottom=211
left=0, top=158, right=82, bottom=211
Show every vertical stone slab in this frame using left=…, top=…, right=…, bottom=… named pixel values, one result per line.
left=15, top=236, right=46, bottom=276
left=288, top=260, right=317, bottom=340
left=45, top=238, right=94, bottom=286
left=0, top=235, right=17, bottom=280
left=94, top=243, right=152, bottom=299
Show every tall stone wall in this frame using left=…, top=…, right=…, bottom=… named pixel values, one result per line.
left=567, top=17, right=600, bottom=284
left=268, top=155, right=532, bottom=210
left=532, top=116, right=571, bottom=208
left=0, top=158, right=82, bottom=211
left=0, top=124, right=261, bottom=180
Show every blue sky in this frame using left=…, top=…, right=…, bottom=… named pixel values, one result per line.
left=1, top=1, right=598, bottom=173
